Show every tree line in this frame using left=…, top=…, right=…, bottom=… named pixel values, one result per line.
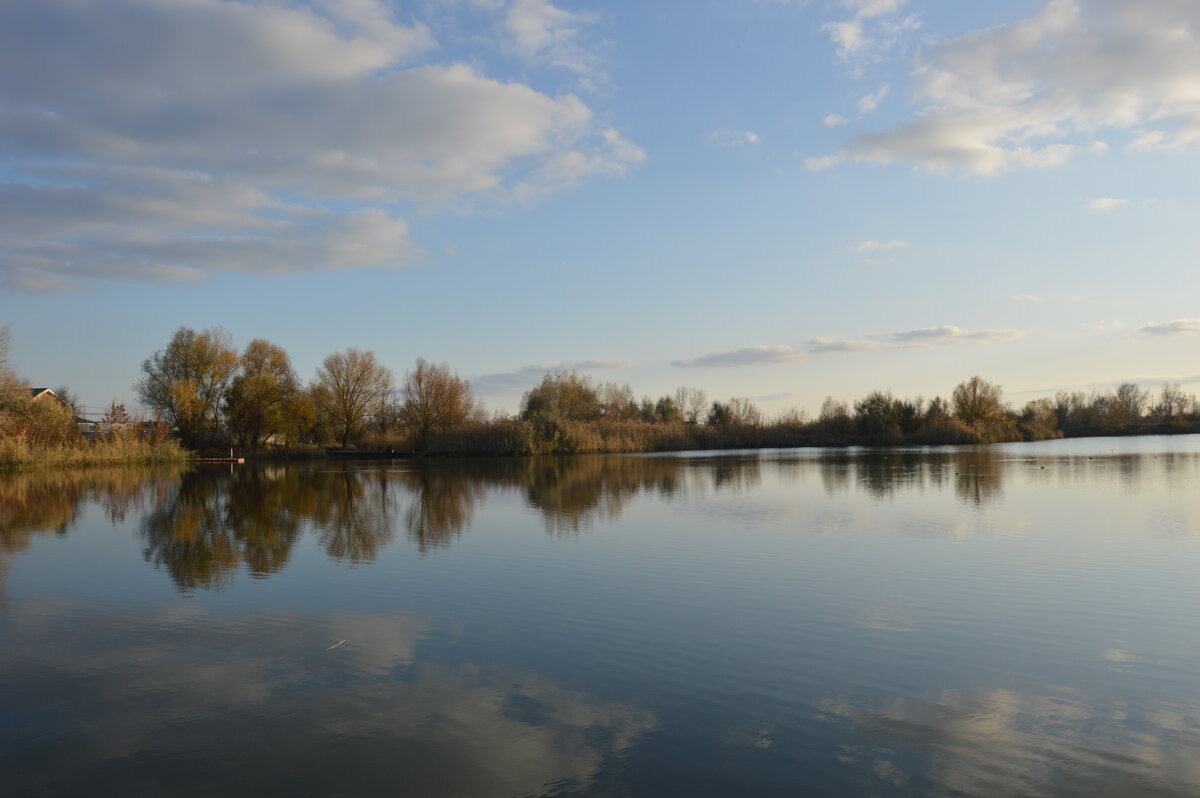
left=125, top=326, right=1200, bottom=455
left=3, top=323, right=1199, bottom=462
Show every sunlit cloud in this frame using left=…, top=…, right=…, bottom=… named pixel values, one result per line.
left=0, top=0, right=640, bottom=289
left=856, top=85, right=889, bottom=113
left=1088, top=197, right=1127, bottom=211
left=503, top=0, right=605, bottom=86
left=1140, top=319, right=1200, bottom=336
left=813, top=0, right=1200, bottom=174
left=671, top=345, right=804, bottom=368
left=805, top=325, right=1023, bottom=353
left=473, top=358, right=636, bottom=393
left=849, top=239, right=907, bottom=251
left=822, top=0, right=919, bottom=64
left=711, top=129, right=762, bottom=147
left=1011, top=293, right=1043, bottom=303
left=805, top=153, right=845, bottom=171
left=677, top=325, right=1020, bottom=367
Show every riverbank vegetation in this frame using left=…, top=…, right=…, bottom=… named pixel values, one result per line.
left=4, top=323, right=1199, bottom=462
left=0, top=327, right=185, bottom=468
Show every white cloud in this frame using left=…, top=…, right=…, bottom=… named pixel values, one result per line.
left=676, top=325, right=1020, bottom=367
left=1011, top=293, right=1043, bottom=302
left=671, top=345, right=805, bottom=368
left=711, top=129, right=763, bottom=147
left=504, top=0, right=604, bottom=85
left=805, top=153, right=845, bottom=171
left=741, top=392, right=802, bottom=402
left=815, top=0, right=1200, bottom=174
left=804, top=325, right=1023, bottom=353
left=0, top=0, right=640, bottom=289
left=822, top=0, right=919, bottom=63
left=473, top=358, right=636, bottom=393
left=1088, top=197, right=1127, bottom=211
left=824, top=114, right=849, bottom=127
left=857, top=85, right=890, bottom=113
left=849, top=239, right=907, bottom=251
left=1140, top=319, right=1200, bottom=336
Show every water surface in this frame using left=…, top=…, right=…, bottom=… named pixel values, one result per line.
left=3, top=437, right=1200, bottom=796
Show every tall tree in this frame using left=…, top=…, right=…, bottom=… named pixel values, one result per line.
left=951, top=376, right=1006, bottom=426
left=314, top=348, right=392, bottom=448
left=674, top=386, right=708, bottom=424
left=520, top=371, right=601, bottom=422
left=135, top=327, right=239, bottom=449
left=400, top=358, right=480, bottom=449
left=225, top=338, right=300, bottom=448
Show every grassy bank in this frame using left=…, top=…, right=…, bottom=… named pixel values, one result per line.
left=0, top=437, right=189, bottom=469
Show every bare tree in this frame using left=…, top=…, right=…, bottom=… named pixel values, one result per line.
left=400, top=358, right=480, bottom=448
left=1107, top=382, right=1149, bottom=430
left=599, top=382, right=638, bottom=420
left=1155, top=382, right=1188, bottom=421
left=53, top=385, right=81, bottom=416
left=314, top=348, right=393, bottom=448
left=674, top=386, right=708, bottom=424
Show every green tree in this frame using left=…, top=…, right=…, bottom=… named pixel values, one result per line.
left=225, top=338, right=300, bottom=448
left=313, top=348, right=393, bottom=448
left=135, top=327, right=239, bottom=449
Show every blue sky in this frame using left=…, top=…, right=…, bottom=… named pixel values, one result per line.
left=1, top=0, right=1198, bottom=417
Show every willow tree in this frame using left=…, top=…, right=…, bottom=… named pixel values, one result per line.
left=224, top=338, right=301, bottom=448
left=135, top=327, right=239, bottom=450
left=313, top=348, right=392, bottom=448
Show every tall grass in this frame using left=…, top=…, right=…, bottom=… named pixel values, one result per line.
left=419, top=418, right=957, bottom=456
left=0, top=435, right=188, bottom=469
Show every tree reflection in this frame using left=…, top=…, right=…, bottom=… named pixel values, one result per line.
left=951, top=449, right=1004, bottom=506
left=308, top=466, right=396, bottom=562
left=816, top=449, right=1005, bottom=506
left=397, top=465, right=485, bottom=551
left=142, top=465, right=399, bottom=590
left=0, top=466, right=182, bottom=600
left=516, top=455, right=692, bottom=534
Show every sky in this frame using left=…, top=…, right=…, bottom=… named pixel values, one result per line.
left=1, top=0, right=1198, bottom=418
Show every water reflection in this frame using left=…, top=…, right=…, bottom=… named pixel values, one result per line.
left=397, top=465, right=485, bottom=551
left=0, top=466, right=182, bottom=599
left=821, top=687, right=1200, bottom=796
left=0, top=601, right=656, bottom=797
left=2, top=442, right=1198, bottom=595
left=815, top=449, right=1002, bottom=505
left=4, top=438, right=1200, bottom=796
left=140, top=466, right=401, bottom=590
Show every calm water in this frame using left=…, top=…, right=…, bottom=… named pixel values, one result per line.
left=3, top=437, right=1200, bottom=797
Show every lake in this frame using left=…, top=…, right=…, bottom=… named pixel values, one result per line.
left=3, top=436, right=1200, bottom=797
